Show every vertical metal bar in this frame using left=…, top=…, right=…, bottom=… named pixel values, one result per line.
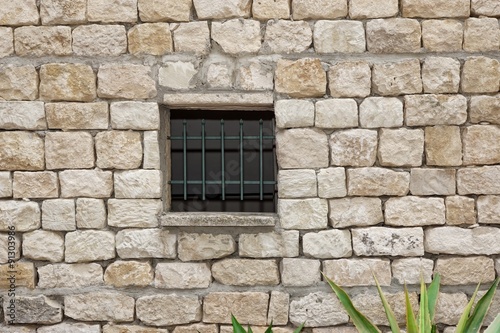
left=183, top=120, right=187, bottom=200
left=201, top=119, right=206, bottom=200
left=239, top=119, right=244, bottom=200
left=259, top=119, right=263, bottom=200
left=221, top=119, right=225, bottom=200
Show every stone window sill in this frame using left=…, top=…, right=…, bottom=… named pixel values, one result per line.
left=160, top=212, right=278, bottom=227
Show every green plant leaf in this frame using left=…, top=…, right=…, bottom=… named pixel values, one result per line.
left=404, top=284, right=418, bottom=333
left=292, top=322, right=305, bottom=333
left=456, top=283, right=481, bottom=333
left=373, top=274, right=400, bottom=333
left=484, top=313, right=500, bottom=333
left=418, top=277, right=432, bottom=333
left=463, top=278, right=500, bottom=333
left=231, top=315, right=247, bottom=333
left=427, top=273, right=440, bottom=322
left=264, top=321, right=273, bottom=333
left=247, top=325, right=253, bottom=333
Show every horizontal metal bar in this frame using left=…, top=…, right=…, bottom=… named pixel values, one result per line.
left=170, top=135, right=274, bottom=140
left=170, top=180, right=276, bottom=185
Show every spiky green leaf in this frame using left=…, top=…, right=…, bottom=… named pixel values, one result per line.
left=463, top=278, right=500, bottom=333
left=456, top=283, right=481, bottom=333
left=404, top=284, right=419, bottom=333
left=264, top=321, right=273, bottom=333
left=292, top=322, right=305, bottom=333
left=484, top=313, right=500, bottom=333
left=231, top=315, right=247, bottom=333
left=373, top=274, right=401, bottom=333
left=427, top=273, right=440, bottom=322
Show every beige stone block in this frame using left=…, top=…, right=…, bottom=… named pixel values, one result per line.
left=463, top=125, right=500, bottom=165
left=267, top=291, right=289, bottom=325
left=178, top=233, right=235, bottom=261
left=275, top=58, right=327, bottom=98
left=0, top=65, right=38, bottom=101
left=422, top=20, right=463, bottom=52
left=292, top=0, right=347, bottom=19
left=139, top=0, right=192, bottom=22
left=42, top=199, right=75, bottom=231
left=14, top=26, right=71, bottom=56
left=303, top=229, right=351, bottom=258
left=462, top=56, right=500, bottom=93
left=0, top=0, right=39, bottom=25
left=435, top=293, right=469, bottom=325
left=359, top=97, right=402, bottom=128
left=114, top=170, right=162, bottom=198
left=314, top=20, right=365, bottom=54
left=159, top=61, right=197, bottom=90
left=116, top=228, right=176, bottom=259
left=165, top=92, right=275, bottom=111
left=464, top=18, right=499, bottom=52
left=173, top=324, right=216, bottom=333
left=317, top=167, right=347, bottom=198
left=173, top=22, right=211, bottom=54
left=279, top=198, right=328, bottom=229
left=38, top=263, right=102, bottom=290
left=477, top=195, right=500, bottom=225
left=313, top=328, right=357, bottom=333
left=425, top=226, right=500, bottom=255
left=329, top=197, right=383, bottom=228
left=212, top=259, right=279, bottom=286
left=289, top=292, right=348, bottom=327
left=385, top=196, right=445, bottom=226
left=239, top=231, right=299, bottom=258
left=329, top=61, right=370, bottom=98
left=40, top=63, right=96, bottom=102
left=458, top=166, right=500, bottom=195
left=278, top=169, right=317, bottom=198
left=472, top=0, right=500, bottom=16
left=372, top=59, right=422, bottom=96
left=436, top=257, right=496, bottom=285
left=38, top=323, right=101, bottom=333
left=13, top=172, right=58, bottom=199
left=405, top=94, right=467, bottom=126
left=275, top=99, right=314, bottom=128
left=144, top=131, right=160, bottom=170
left=367, top=18, right=421, bottom=53
left=352, top=292, right=418, bottom=326
left=470, top=95, right=500, bottom=125
left=263, top=20, right=311, bottom=54
left=40, top=0, right=87, bottom=25
left=402, top=0, right=470, bottom=18
left=206, top=61, right=233, bottom=88
left=46, top=102, right=109, bottom=130
left=104, top=261, right=153, bottom=287
left=253, top=0, right=290, bottom=19
left=76, top=198, right=106, bottom=229
left=0, top=27, right=13, bottom=58
left=110, top=101, right=159, bottom=130
left=72, top=24, right=127, bottom=56
left=95, top=131, right=142, bottom=169
left=0, top=132, right=44, bottom=170
left=422, top=57, right=461, bottom=94
left=446, top=196, right=476, bottom=226
left=193, top=0, right=251, bottom=19
left=137, top=295, right=201, bottom=326
left=108, top=199, right=161, bottom=227
left=128, top=23, right=173, bottom=55
left=0, top=262, right=34, bottom=289
left=330, top=129, right=377, bottom=166
left=0, top=102, right=46, bottom=130
left=425, top=126, right=462, bottom=166
left=276, top=128, right=329, bottom=168
left=45, top=132, right=94, bottom=169
left=204, top=292, right=268, bottom=325
left=4, top=295, right=62, bottom=324
left=0, top=201, right=40, bottom=232
left=349, top=0, right=398, bottom=18
left=155, top=262, right=211, bottom=289
left=22, top=230, right=64, bottom=262
left=88, top=0, right=137, bottom=22
left=212, top=19, right=261, bottom=55
left=0, top=325, right=37, bottom=333
left=410, top=169, right=456, bottom=195
left=65, top=230, right=115, bottom=262
left=59, top=170, right=113, bottom=198
left=324, top=258, right=391, bottom=287
left=281, top=258, right=320, bottom=286
left=347, top=167, right=410, bottom=196
left=353, top=227, right=424, bottom=256
left=0, top=232, right=20, bottom=263
left=0, top=172, right=12, bottom=198
left=66, top=292, right=134, bottom=322
left=236, top=58, right=274, bottom=91
left=392, top=258, right=434, bottom=284
left=378, top=128, right=424, bottom=167
left=98, top=64, right=156, bottom=99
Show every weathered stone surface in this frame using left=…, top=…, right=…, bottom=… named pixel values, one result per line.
left=329, top=197, right=383, bottom=227
left=446, top=196, right=476, bottom=226
left=275, top=99, right=314, bottom=128
left=173, top=22, right=211, bottom=55
left=178, top=233, right=235, bottom=261
left=462, top=57, right=500, bottom=93
left=263, top=20, right=311, bottom=54
left=425, top=126, right=462, bottom=166
left=289, top=292, right=348, bottom=327
left=477, top=196, right=500, bottom=225
left=45, top=132, right=94, bottom=169
left=137, top=295, right=201, bottom=326
left=173, top=324, right=217, bottom=333
left=359, top=97, right=402, bottom=128
left=204, top=292, right=268, bottom=325
left=240, top=231, right=299, bottom=258
left=347, top=168, right=410, bottom=196
left=139, top=0, right=192, bottom=22
left=72, top=25, right=127, bottom=56
left=313, top=328, right=357, bottom=333
left=349, top=0, right=399, bottom=18
left=275, top=58, right=326, bottom=98
left=253, top=0, right=290, bottom=19
left=405, top=94, right=467, bottom=126
left=0, top=27, right=13, bottom=58
left=470, top=95, right=500, bottom=125
left=46, top=102, right=108, bottom=130
left=76, top=198, right=106, bottom=229
left=40, top=0, right=87, bottom=25
left=425, top=226, right=500, bottom=255
left=402, top=0, right=470, bottom=18
left=378, top=128, right=424, bottom=167
left=410, top=169, right=456, bottom=195
left=316, top=99, right=358, bottom=129
left=159, top=62, right=197, bottom=90
left=59, top=170, right=112, bottom=198
left=236, top=58, right=274, bottom=91
left=87, top=0, right=138, bottom=22
left=40, top=63, right=96, bottom=102
left=458, top=166, right=500, bottom=195
left=212, top=19, right=261, bottom=55
left=422, top=57, right=461, bottom=93
left=281, top=258, right=320, bottom=286
left=385, top=197, right=445, bottom=226
left=279, top=198, right=328, bottom=229
left=104, top=261, right=153, bottom=287
left=303, top=229, right=352, bottom=259
left=114, top=171, right=162, bottom=199
left=155, top=262, right=211, bottom=289
left=164, top=92, right=273, bottom=109
left=464, top=18, right=499, bottom=52
left=104, top=325, right=169, bottom=333
left=436, top=257, right=495, bottom=285
left=292, top=0, right=347, bottom=19
left=435, top=293, right=469, bottom=325
left=330, top=129, right=377, bottom=166
left=6, top=295, right=62, bottom=324
left=22, top=230, right=64, bottom=262
left=278, top=169, right=317, bottom=198
left=194, top=0, right=251, bottom=19
left=14, top=26, right=71, bottom=56
left=0, top=201, right=40, bottom=231
left=0, top=65, right=38, bottom=101
left=0, top=262, right=34, bottom=288
left=267, top=291, right=289, bottom=325
left=37, top=263, right=103, bottom=288
left=1, top=229, right=19, bottom=262
left=65, top=230, right=115, bottom=262
left=0, top=172, right=12, bottom=198
left=128, top=23, right=173, bottom=55
left=367, top=19, right=421, bottom=53
left=472, top=0, right=500, bottom=16
left=463, top=125, right=500, bottom=165
left=13, top=172, right=58, bottom=199
left=0, top=0, right=39, bottom=25
left=352, top=292, right=418, bottom=326
left=372, top=59, right=422, bottom=96
left=353, top=227, right=424, bottom=256
left=38, top=323, right=101, bottom=333
left=0, top=102, right=45, bottom=130
left=111, top=102, right=159, bottom=130
left=329, top=62, right=370, bottom=98
left=96, top=131, right=142, bottom=169
left=392, top=258, right=434, bottom=284
left=65, top=292, right=135, bottom=322
left=144, top=131, right=160, bottom=170
left=116, top=229, right=176, bottom=259
left=42, top=199, right=75, bottom=231
left=422, top=20, right=463, bottom=52
left=276, top=128, right=329, bottom=168
left=317, top=167, right=347, bottom=198
left=212, top=259, right=279, bottom=286
left=108, top=199, right=161, bottom=227
left=206, top=61, right=233, bottom=88
left=323, top=258, right=391, bottom=286
left=98, top=64, right=156, bottom=99
left=0, top=325, right=36, bottom=333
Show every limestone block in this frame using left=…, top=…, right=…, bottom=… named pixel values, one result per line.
left=114, top=171, right=161, bottom=199
left=352, top=227, right=424, bottom=256
left=275, top=99, right=314, bottom=128
left=104, top=261, right=153, bottom=287
left=324, top=258, right=391, bottom=286
left=349, top=0, right=399, bottom=18
left=72, top=25, right=127, bottom=56
left=13, top=172, right=58, bottom=199
left=87, top=0, right=138, bottom=23
left=317, top=167, right=347, bottom=198
left=0, top=27, right=13, bottom=58
left=446, top=196, right=476, bottom=225
left=46, top=102, right=108, bottom=130
left=458, top=166, right=500, bottom=195
left=110, top=102, right=159, bottom=130
left=329, top=62, right=370, bottom=98
left=410, top=169, right=456, bottom=195
left=422, top=57, right=461, bottom=93
left=40, top=63, right=96, bottom=102
left=40, top=0, right=87, bottom=25
left=464, top=18, right=499, bottom=52
left=267, top=291, right=289, bottom=325
left=392, top=258, right=434, bottom=284
left=0, top=0, right=39, bottom=25
left=42, top=199, right=75, bottom=231
left=470, top=95, right=500, bottom=125
left=464, top=125, right=500, bottom=165
left=0, top=325, right=36, bottom=333
left=472, top=0, right=500, bottom=16
left=139, top=0, right=192, bottom=22
left=108, top=199, right=161, bottom=227
left=203, top=292, right=268, bottom=325
left=367, top=19, right=421, bottom=53
left=436, top=257, right=495, bottom=285
left=59, top=170, right=113, bottom=198
left=378, top=128, right=424, bottom=167
left=22, top=230, right=64, bottom=262
left=359, top=97, right=402, bottom=128
left=236, top=59, right=274, bottom=91
left=435, top=293, right=469, bottom=325
left=313, top=328, right=357, bottom=333
left=45, top=132, right=94, bottom=169
left=329, top=197, right=383, bottom=227
left=289, top=292, right=348, bottom=327
left=316, top=99, right=358, bottom=129
left=347, top=167, right=410, bottom=196
left=206, top=62, right=233, bottom=88
left=330, top=129, right=378, bottom=166
left=95, top=131, right=143, bottom=169
left=155, top=262, right=211, bottom=289
left=212, top=19, right=261, bottom=55
left=98, top=64, right=156, bottom=99
left=0, top=172, right=12, bottom=198
left=159, top=62, right=197, bottom=89
left=105, top=325, right=169, bottom=333
left=372, top=59, right=422, bottom=96
left=276, top=128, right=328, bottom=168
left=193, top=0, right=251, bottom=19
left=281, top=258, right=320, bottom=286
left=478, top=195, right=500, bottom=224
left=0, top=262, right=34, bottom=288
left=0, top=102, right=45, bottom=130
left=137, top=295, right=201, bottom=326
left=128, top=23, right=173, bottom=55
left=352, top=292, right=418, bottom=326
left=38, top=323, right=101, bottom=333
left=403, top=0, right=470, bottom=18
left=178, top=233, right=235, bottom=261
left=279, top=198, right=328, bottom=229
left=0, top=201, right=40, bottom=232
left=65, top=230, right=115, bottom=262
left=302, top=229, right=351, bottom=258
left=239, top=231, right=299, bottom=257
left=65, top=292, right=134, bottom=322
left=425, top=126, right=462, bottom=166
left=76, top=198, right=106, bottom=229
left=278, top=169, right=317, bottom=198
left=462, top=57, right=500, bottom=93
left=425, top=226, right=500, bottom=255
left=275, top=58, right=327, bottom=98
left=173, top=22, right=211, bottom=55
left=385, top=197, right=445, bottom=226
left=0, top=232, right=20, bottom=263
left=0, top=65, right=38, bottom=101
left=144, top=131, right=160, bottom=169
left=292, top=0, right=347, bottom=19
left=422, top=20, right=463, bottom=52
left=173, top=324, right=217, bottom=333
left=253, top=0, right=290, bottom=19
left=212, top=259, right=279, bottom=286
left=14, top=26, right=72, bottom=56
left=263, top=20, right=312, bottom=54
left=405, top=94, right=467, bottom=126
left=5, top=295, right=62, bottom=324
left=116, top=229, right=176, bottom=259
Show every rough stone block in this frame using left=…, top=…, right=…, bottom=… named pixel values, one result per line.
left=292, top=0, right=347, bottom=19
left=477, top=195, right=500, bottom=225
left=276, top=128, right=329, bottom=168
left=278, top=169, right=317, bottom=198
left=165, top=92, right=274, bottom=109
left=42, top=199, right=75, bottom=231
left=193, top=0, right=251, bottom=19
left=0, top=172, right=12, bottom=198
left=38, top=323, right=101, bottom=333
left=137, top=295, right=201, bottom=326
left=372, top=59, right=422, bottom=96
left=436, top=257, right=496, bottom=285
left=0, top=233, right=20, bottom=263
left=0, top=102, right=45, bottom=130
left=378, top=128, right=424, bottom=167
left=422, top=20, right=463, bottom=52
left=392, top=258, right=434, bottom=284
left=5, top=295, right=62, bottom=324
left=279, top=198, right=328, bottom=229
left=72, top=25, right=127, bottom=56
left=144, top=131, right=160, bottom=170
left=0, top=0, right=39, bottom=25
left=159, top=62, right=197, bottom=90
left=116, top=229, right=176, bottom=259
left=87, top=0, right=138, bottom=22
left=0, top=27, right=13, bottom=58
left=178, top=233, right=235, bottom=261
left=239, top=231, right=299, bottom=258
left=330, top=129, right=378, bottom=166
left=470, top=95, right=500, bottom=125
left=65, top=230, right=115, bottom=262
left=104, top=261, right=153, bottom=287
left=385, top=196, right=446, bottom=226
left=281, top=258, right=320, bottom=286
left=0, top=201, right=40, bottom=232
left=359, top=97, right=402, bottom=128
left=235, top=59, right=274, bottom=91
left=446, top=196, right=476, bottom=225
left=422, top=57, right=461, bottom=93
left=464, top=18, right=499, bottom=52
left=352, top=292, right=418, bottom=326
left=425, top=226, right=500, bottom=255
left=302, top=229, right=352, bottom=258
left=0, top=263, right=34, bottom=288
left=317, top=167, right=346, bottom=198
left=40, top=63, right=96, bottom=102
left=367, top=18, right=421, bottom=53
left=405, top=94, right=467, bottom=126
left=212, top=19, right=261, bottom=55
left=40, top=0, right=87, bottom=25
left=347, top=167, right=410, bottom=196
left=435, top=293, right=469, bottom=325
left=95, top=131, right=142, bottom=169
left=65, top=292, right=135, bottom=322
left=323, top=258, right=391, bottom=286
left=410, top=169, right=456, bottom=195
left=472, top=0, right=500, bottom=16
left=349, top=0, right=399, bottom=18
left=128, top=23, right=173, bottom=55
left=203, top=292, right=268, bottom=325
left=402, top=0, right=470, bottom=17
left=263, top=20, right=312, bottom=54
left=425, top=126, right=462, bottom=166
left=275, top=99, right=314, bottom=128
left=0, top=65, right=38, bottom=101
left=329, top=197, right=383, bottom=228
left=464, top=125, right=500, bottom=165
left=212, top=259, right=279, bottom=286
left=155, top=262, right=211, bottom=289
left=275, top=58, right=327, bottom=98
left=173, top=22, right=211, bottom=55
left=458, top=166, right=500, bottom=195
left=267, top=291, right=289, bottom=325
left=76, top=198, right=106, bottom=229
left=462, top=57, right=500, bottom=93
left=329, top=62, right=370, bottom=98
left=45, top=132, right=94, bottom=169
left=139, top=0, right=192, bottom=22
left=172, top=324, right=217, bottom=333
left=14, top=26, right=72, bottom=56
left=45, top=102, right=108, bottom=130
left=13, top=172, right=58, bottom=199
left=352, top=227, right=424, bottom=256
left=114, top=171, right=162, bottom=199
left=108, top=199, right=161, bottom=227
left=98, top=64, right=156, bottom=99
left=59, top=170, right=113, bottom=198
left=316, top=99, right=358, bottom=129
left=206, top=61, right=233, bottom=88
left=22, top=230, right=64, bottom=262
left=313, top=328, right=357, bottom=333
left=289, top=292, right=348, bottom=327
left=252, top=0, right=290, bottom=19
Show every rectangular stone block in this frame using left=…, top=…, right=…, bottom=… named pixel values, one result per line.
left=37, top=263, right=103, bottom=288
left=40, top=63, right=96, bottom=102
left=0, top=262, right=35, bottom=289
left=292, top=0, right=347, bottom=19
left=352, top=292, right=418, bottom=326
left=212, top=259, right=279, bottom=286
left=0, top=201, right=40, bottom=232
left=45, top=132, right=95, bottom=169
left=110, top=101, right=159, bottom=130
left=155, top=262, right=210, bottom=289
left=144, top=131, right=160, bottom=169
left=329, top=62, right=370, bottom=98
left=372, top=59, right=422, bottom=96
left=105, top=325, right=169, bottom=333
left=0, top=172, right=12, bottom=198
left=0, top=0, right=39, bottom=25
left=40, top=0, right=87, bottom=25
left=289, top=292, right=348, bottom=327
left=46, top=102, right=108, bottom=130
left=65, top=292, right=134, bottom=322
left=164, top=92, right=273, bottom=110
left=108, top=199, right=161, bottom=228
left=425, top=226, right=500, bottom=255
left=0, top=231, right=20, bottom=264
left=461, top=56, right=500, bottom=94
left=422, top=20, right=463, bottom=52
left=329, top=197, right=383, bottom=228
left=425, top=126, right=462, bottom=166
left=0, top=27, right=13, bottom=57
left=0, top=102, right=46, bottom=130
left=253, top=0, right=290, bottom=20
left=436, top=257, right=496, bottom=285
left=116, top=229, right=176, bottom=259
left=159, top=61, right=198, bottom=89
left=139, top=0, right=192, bottom=22
left=349, top=0, right=399, bottom=18
left=402, top=0, right=470, bottom=18
left=13, top=172, right=59, bottom=199
left=276, top=128, right=329, bottom=169
left=302, top=229, right=352, bottom=259
left=162, top=213, right=276, bottom=227
left=72, top=24, right=127, bottom=56
left=457, top=166, right=500, bottom=194
left=463, top=125, right=500, bottom=165
left=65, top=230, right=115, bottom=262
left=193, top=0, right=251, bottom=19
left=315, top=98, right=358, bottom=129
left=422, top=57, right=461, bottom=94
left=472, top=0, right=500, bottom=16
left=239, top=231, right=299, bottom=258
left=4, top=295, right=62, bottom=324
left=267, top=291, right=289, bottom=325
left=385, top=196, right=445, bottom=226
left=378, top=128, right=424, bottom=167
left=105, top=261, right=153, bottom=287
left=359, top=97, right=403, bottom=128
left=410, top=168, right=456, bottom=195
left=22, top=229, right=64, bottom=262
left=95, top=131, right=143, bottom=169
left=279, top=198, right=328, bottom=230
left=323, top=258, right=391, bottom=286
left=178, top=233, right=235, bottom=261
left=98, top=64, right=156, bottom=99
left=352, top=227, right=424, bottom=256
left=392, top=258, right=434, bottom=284
left=128, top=23, right=173, bottom=55
left=0, top=65, right=38, bottom=101
left=263, top=20, right=312, bottom=54
left=275, top=99, right=315, bottom=128
left=275, top=58, right=326, bottom=98
left=330, top=129, right=377, bottom=166
left=59, top=170, right=113, bottom=198
left=281, top=258, right=320, bottom=286
left=38, top=323, right=101, bottom=333
left=446, top=196, right=476, bottom=225
left=212, top=19, right=261, bottom=56
left=76, top=198, right=107, bottom=229
left=14, top=26, right=72, bottom=56
left=317, top=167, right=347, bottom=198
left=42, top=199, right=76, bottom=231
left=464, top=18, right=500, bottom=52
left=367, top=18, right=421, bottom=53
left=172, top=21, right=211, bottom=55
left=278, top=169, right=317, bottom=198
left=470, top=95, right=500, bottom=125
left=114, top=170, right=161, bottom=199
left=137, top=294, right=201, bottom=326
left=87, top=0, right=138, bottom=22
left=435, top=292, right=469, bottom=325
left=477, top=195, right=500, bottom=225
left=405, top=94, right=467, bottom=126
left=203, top=292, right=269, bottom=324
left=347, top=167, right=410, bottom=196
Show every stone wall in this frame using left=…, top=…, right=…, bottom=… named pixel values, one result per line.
left=0, top=0, right=500, bottom=332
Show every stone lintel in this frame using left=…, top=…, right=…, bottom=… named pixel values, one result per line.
left=161, top=212, right=277, bottom=227
left=163, top=93, right=274, bottom=110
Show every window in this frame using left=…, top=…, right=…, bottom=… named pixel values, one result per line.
left=169, top=110, right=276, bottom=213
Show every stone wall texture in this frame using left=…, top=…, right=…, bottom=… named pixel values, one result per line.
left=0, top=0, right=500, bottom=331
